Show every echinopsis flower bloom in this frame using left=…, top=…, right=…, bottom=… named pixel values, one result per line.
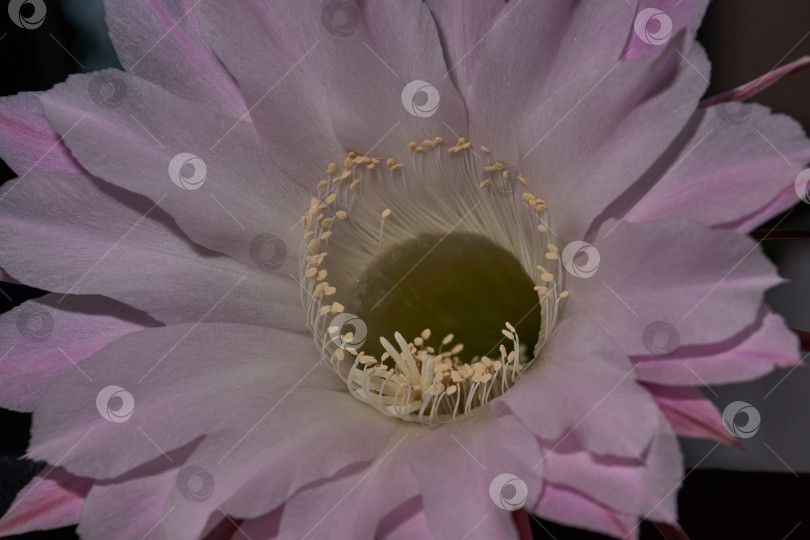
left=1, top=0, right=808, bottom=538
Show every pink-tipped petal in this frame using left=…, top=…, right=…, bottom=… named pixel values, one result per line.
left=0, top=467, right=92, bottom=537
left=643, top=383, right=738, bottom=446
left=519, top=37, right=710, bottom=241
left=102, top=0, right=247, bottom=118
left=539, top=415, right=682, bottom=524
left=0, top=92, right=82, bottom=176
left=533, top=482, right=640, bottom=540
left=500, top=316, right=659, bottom=458
left=570, top=220, right=782, bottom=356
left=632, top=309, right=801, bottom=386
left=0, top=294, right=156, bottom=412
left=623, top=104, right=810, bottom=227
left=701, top=56, right=810, bottom=106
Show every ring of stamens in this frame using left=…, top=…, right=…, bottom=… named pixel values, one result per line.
left=298, top=136, right=569, bottom=425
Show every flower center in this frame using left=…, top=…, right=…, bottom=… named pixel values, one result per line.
left=298, top=136, right=568, bottom=424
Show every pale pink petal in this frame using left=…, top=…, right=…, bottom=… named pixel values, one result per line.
left=0, top=467, right=92, bottom=537
left=465, top=0, right=640, bottom=163
left=160, top=396, right=397, bottom=540
left=632, top=309, right=800, bottom=385
left=533, top=483, right=639, bottom=540
left=377, top=498, right=433, bottom=540
left=409, top=411, right=543, bottom=539
left=623, top=0, right=709, bottom=60
left=28, top=323, right=342, bottom=479
left=103, top=0, right=247, bottom=118
left=77, top=459, right=183, bottom=540
left=623, top=104, right=810, bottom=227
left=539, top=415, right=682, bottom=523
left=642, top=383, right=737, bottom=445
left=0, top=92, right=81, bottom=176
left=518, top=38, right=710, bottom=240
left=701, top=56, right=810, bottom=106
left=0, top=294, right=156, bottom=412
left=195, top=0, right=341, bottom=184
left=569, top=220, right=782, bottom=355
left=500, top=316, right=659, bottom=458
left=40, top=71, right=309, bottom=269
left=0, top=173, right=302, bottom=329
left=234, top=507, right=282, bottom=540
left=725, top=183, right=804, bottom=233
left=317, top=0, right=469, bottom=158
left=423, top=0, right=504, bottom=101
left=274, top=425, right=421, bottom=540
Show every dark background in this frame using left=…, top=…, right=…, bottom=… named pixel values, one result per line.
left=0, top=1, right=809, bottom=539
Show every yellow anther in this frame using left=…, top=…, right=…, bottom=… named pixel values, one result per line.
left=381, top=208, right=392, bottom=218
left=325, top=193, right=337, bottom=204
left=349, top=179, right=361, bottom=190
left=327, top=163, right=337, bottom=175
left=518, top=175, right=528, bottom=187
left=317, top=180, right=328, bottom=190
left=480, top=145, right=490, bottom=154
left=336, top=210, right=348, bottom=220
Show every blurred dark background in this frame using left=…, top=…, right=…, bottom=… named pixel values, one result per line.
left=0, top=1, right=809, bottom=539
